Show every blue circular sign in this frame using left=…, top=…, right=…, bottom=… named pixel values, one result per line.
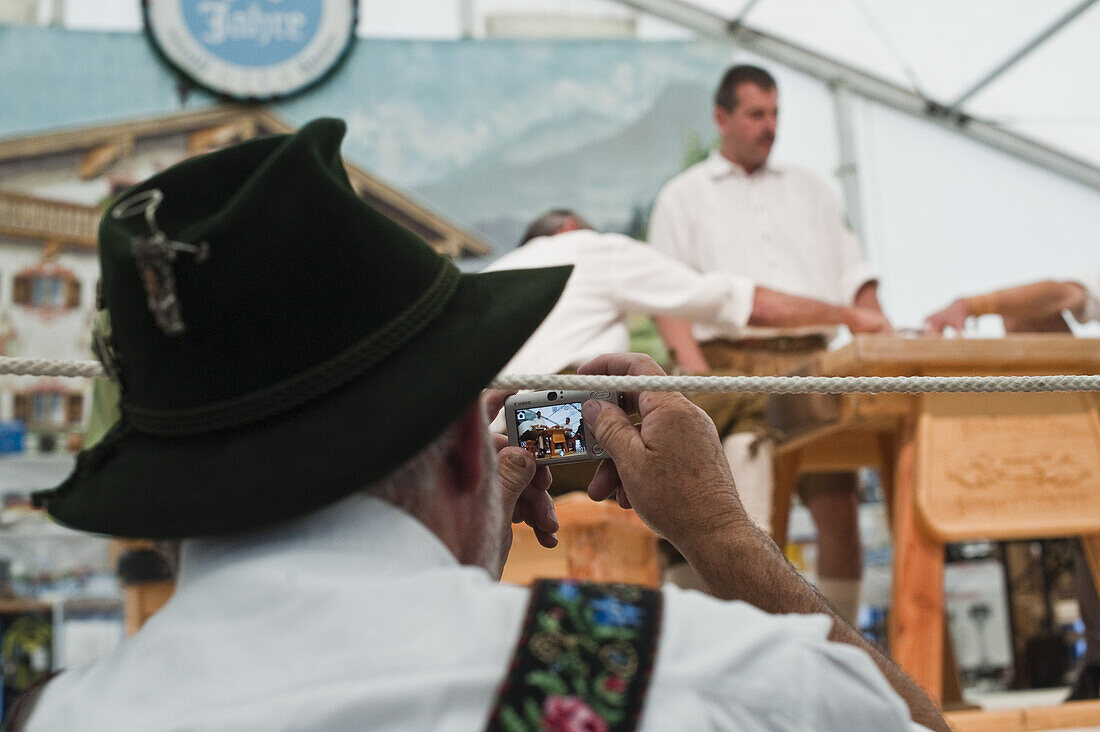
left=145, top=0, right=357, bottom=100
left=180, top=0, right=324, bottom=68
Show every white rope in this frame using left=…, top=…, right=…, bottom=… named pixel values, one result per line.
left=3, top=356, right=1100, bottom=394
left=490, top=373, right=1100, bottom=394
left=1, top=357, right=107, bottom=379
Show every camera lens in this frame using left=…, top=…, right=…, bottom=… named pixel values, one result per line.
left=547, top=392, right=557, bottom=401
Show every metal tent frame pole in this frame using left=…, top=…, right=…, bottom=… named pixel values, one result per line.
left=831, top=80, right=865, bottom=245
left=614, top=0, right=1100, bottom=191
left=948, top=0, right=1098, bottom=112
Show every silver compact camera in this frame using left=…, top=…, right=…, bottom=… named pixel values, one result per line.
left=504, top=390, right=621, bottom=465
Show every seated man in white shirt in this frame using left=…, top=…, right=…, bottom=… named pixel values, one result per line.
left=485, top=209, right=887, bottom=378
left=485, top=209, right=891, bottom=499
left=18, top=120, right=946, bottom=731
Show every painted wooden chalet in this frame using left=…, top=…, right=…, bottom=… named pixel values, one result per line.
left=0, top=107, right=490, bottom=453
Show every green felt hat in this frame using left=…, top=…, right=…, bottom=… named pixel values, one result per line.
left=33, top=118, right=570, bottom=538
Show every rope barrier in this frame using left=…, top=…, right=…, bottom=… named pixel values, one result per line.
left=2, top=357, right=107, bottom=379
left=492, top=373, right=1100, bottom=394
left=3, top=356, right=1100, bottom=394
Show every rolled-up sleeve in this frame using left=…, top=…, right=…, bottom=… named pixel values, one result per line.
left=808, top=175, right=878, bottom=305
left=601, top=235, right=755, bottom=332
left=838, top=225, right=879, bottom=306
left=1074, top=270, right=1100, bottom=323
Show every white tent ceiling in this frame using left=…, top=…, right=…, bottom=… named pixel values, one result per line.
left=56, top=0, right=1100, bottom=183
left=616, top=0, right=1100, bottom=187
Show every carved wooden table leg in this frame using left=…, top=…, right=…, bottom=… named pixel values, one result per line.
left=889, top=415, right=945, bottom=703
left=1081, top=533, right=1100, bottom=610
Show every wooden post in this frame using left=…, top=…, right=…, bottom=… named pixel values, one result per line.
left=502, top=493, right=659, bottom=587
left=889, top=414, right=945, bottom=703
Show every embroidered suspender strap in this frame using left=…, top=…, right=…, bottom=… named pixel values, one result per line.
left=486, top=579, right=663, bottom=732
left=1, top=671, right=59, bottom=732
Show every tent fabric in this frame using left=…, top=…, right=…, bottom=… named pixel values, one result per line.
left=642, top=0, right=1100, bottom=169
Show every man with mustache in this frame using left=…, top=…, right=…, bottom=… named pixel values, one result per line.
left=648, top=65, right=890, bottom=624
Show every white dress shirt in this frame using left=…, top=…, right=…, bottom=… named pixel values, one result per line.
left=1075, top=270, right=1100, bottom=323
left=649, top=150, right=878, bottom=341
left=517, top=417, right=551, bottom=433
left=29, top=493, right=925, bottom=731
left=482, top=229, right=755, bottom=375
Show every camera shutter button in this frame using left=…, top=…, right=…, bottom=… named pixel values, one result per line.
left=591, top=390, right=611, bottom=399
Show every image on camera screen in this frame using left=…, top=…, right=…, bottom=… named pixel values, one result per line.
left=513, top=402, right=586, bottom=460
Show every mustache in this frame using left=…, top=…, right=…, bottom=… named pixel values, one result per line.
left=758, top=132, right=775, bottom=144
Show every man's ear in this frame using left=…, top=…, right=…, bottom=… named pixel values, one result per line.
left=446, top=402, right=487, bottom=496
left=713, top=105, right=730, bottom=132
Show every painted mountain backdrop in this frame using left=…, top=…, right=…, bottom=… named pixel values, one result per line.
left=2, top=29, right=732, bottom=257
left=414, top=83, right=717, bottom=251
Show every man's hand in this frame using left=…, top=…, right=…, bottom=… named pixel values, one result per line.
left=481, top=391, right=558, bottom=553
left=923, top=299, right=969, bottom=334
left=576, top=354, right=752, bottom=551
left=575, top=355, right=950, bottom=732
left=846, top=306, right=894, bottom=334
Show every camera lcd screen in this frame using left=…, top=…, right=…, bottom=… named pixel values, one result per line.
left=512, top=402, right=587, bottom=460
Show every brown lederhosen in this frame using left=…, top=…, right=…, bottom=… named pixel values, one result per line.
left=689, top=336, right=858, bottom=503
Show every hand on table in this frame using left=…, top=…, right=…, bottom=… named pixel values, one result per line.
left=922, top=299, right=969, bottom=334
left=847, top=306, right=894, bottom=334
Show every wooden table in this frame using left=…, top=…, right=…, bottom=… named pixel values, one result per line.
left=769, top=335, right=1100, bottom=728
left=501, top=492, right=660, bottom=588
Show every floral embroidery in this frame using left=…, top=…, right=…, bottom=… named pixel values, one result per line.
left=590, top=597, right=644, bottom=628
left=486, top=579, right=662, bottom=732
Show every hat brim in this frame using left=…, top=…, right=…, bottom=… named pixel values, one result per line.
left=37, top=266, right=571, bottom=538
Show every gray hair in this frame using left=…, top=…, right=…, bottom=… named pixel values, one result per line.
left=364, top=424, right=456, bottom=513
left=364, top=406, right=496, bottom=515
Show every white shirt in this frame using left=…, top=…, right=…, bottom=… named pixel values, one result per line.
left=482, top=229, right=755, bottom=375
left=517, top=417, right=551, bottom=433
left=1074, top=270, right=1100, bottom=323
left=29, top=493, right=925, bottom=731
left=649, top=150, right=878, bottom=340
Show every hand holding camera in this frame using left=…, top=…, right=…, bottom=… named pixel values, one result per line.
left=577, top=353, right=754, bottom=552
